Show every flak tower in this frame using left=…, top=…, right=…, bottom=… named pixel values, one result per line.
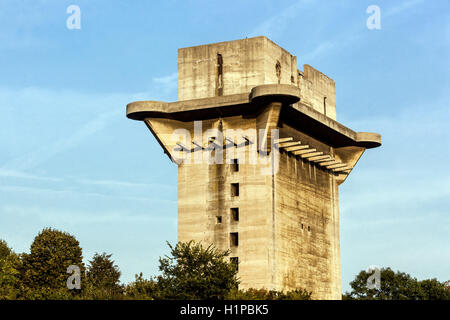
left=126, top=37, right=381, bottom=300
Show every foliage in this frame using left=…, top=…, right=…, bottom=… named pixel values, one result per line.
left=124, top=273, right=158, bottom=300
left=0, top=240, right=22, bottom=300
left=18, top=287, right=79, bottom=300
left=156, top=241, right=239, bottom=299
left=344, top=267, right=450, bottom=300
left=0, top=239, right=12, bottom=261
left=20, top=228, right=84, bottom=292
left=419, top=278, right=450, bottom=300
left=85, top=252, right=123, bottom=299
left=227, top=288, right=312, bottom=300
left=7, top=228, right=450, bottom=301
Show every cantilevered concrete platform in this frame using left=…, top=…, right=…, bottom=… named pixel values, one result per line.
left=127, top=83, right=380, bottom=149
left=127, top=83, right=380, bottom=180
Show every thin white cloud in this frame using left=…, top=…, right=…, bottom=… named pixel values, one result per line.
left=249, top=0, right=313, bottom=38
left=340, top=93, right=450, bottom=215
left=0, top=83, right=176, bottom=172
left=302, top=0, right=425, bottom=61
left=0, top=204, right=176, bottom=225
left=385, top=0, right=425, bottom=18
left=151, top=72, right=178, bottom=98
left=2, top=107, right=122, bottom=171
left=0, top=87, right=128, bottom=171
left=76, top=177, right=175, bottom=190
left=0, top=85, right=178, bottom=213
left=342, top=170, right=450, bottom=212
left=303, top=32, right=362, bottom=62
left=152, top=72, right=177, bottom=85
left=0, top=168, right=174, bottom=193
left=0, top=184, right=176, bottom=204
left=0, top=169, right=61, bottom=182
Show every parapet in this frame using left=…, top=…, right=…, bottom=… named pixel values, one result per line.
left=298, top=64, right=336, bottom=120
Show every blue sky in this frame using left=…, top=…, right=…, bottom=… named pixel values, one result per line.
left=0, top=0, right=449, bottom=293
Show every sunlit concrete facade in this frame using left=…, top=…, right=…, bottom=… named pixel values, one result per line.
left=126, top=37, right=381, bottom=300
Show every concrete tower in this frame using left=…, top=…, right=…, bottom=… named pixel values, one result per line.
left=126, top=37, right=381, bottom=300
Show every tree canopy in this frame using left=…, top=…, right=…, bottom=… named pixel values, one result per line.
left=20, top=228, right=84, bottom=291
left=0, top=240, right=22, bottom=299
left=344, top=267, right=450, bottom=300
left=0, top=239, right=12, bottom=261
left=156, top=241, right=239, bottom=299
left=85, top=252, right=123, bottom=298
left=2, top=228, right=448, bottom=300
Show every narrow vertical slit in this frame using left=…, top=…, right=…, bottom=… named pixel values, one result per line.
left=275, top=60, right=281, bottom=84
left=216, top=53, right=223, bottom=96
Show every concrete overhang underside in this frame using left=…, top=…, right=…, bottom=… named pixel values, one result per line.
left=126, top=84, right=381, bottom=150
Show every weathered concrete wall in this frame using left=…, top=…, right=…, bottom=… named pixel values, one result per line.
left=274, top=124, right=341, bottom=299
left=178, top=37, right=336, bottom=120
left=176, top=116, right=276, bottom=289
left=298, top=64, right=337, bottom=120
left=178, top=37, right=297, bottom=101
left=172, top=115, right=341, bottom=298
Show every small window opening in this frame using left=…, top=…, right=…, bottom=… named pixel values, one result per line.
left=231, top=183, right=239, bottom=197
left=230, top=232, right=239, bottom=247
left=231, top=158, right=239, bottom=172
left=216, top=53, right=223, bottom=96
left=231, top=208, right=239, bottom=222
left=217, top=216, right=222, bottom=224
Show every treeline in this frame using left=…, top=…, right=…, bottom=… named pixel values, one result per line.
left=0, top=228, right=311, bottom=300
left=1, top=228, right=448, bottom=300
left=344, top=267, right=450, bottom=300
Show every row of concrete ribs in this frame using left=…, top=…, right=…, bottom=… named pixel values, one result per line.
left=274, top=137, right=351, bottom=174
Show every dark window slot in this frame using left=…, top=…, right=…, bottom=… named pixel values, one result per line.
left=231, top=208, right=239, bottom=221
left=231, top=183, right=239, bottom=197
left=230, top=232, right=239, bottom=246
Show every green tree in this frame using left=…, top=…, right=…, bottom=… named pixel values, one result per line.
left=125, top=273, right=158, bottom=300
left=419, top=279, right=450, bottom=300
left=85, top=252, right=123, bottom=299
left=0, top=240, right=12, bottom=261
left=0, top=240, right=22, bottom=299
left=156, top=241, right=239, bottom=299
left=344, top=267, right=449, bottom=300
left=20, top=228, right=84, bottom=293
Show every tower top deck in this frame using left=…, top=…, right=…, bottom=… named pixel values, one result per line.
left=127, top=36, right=381, bottom=149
